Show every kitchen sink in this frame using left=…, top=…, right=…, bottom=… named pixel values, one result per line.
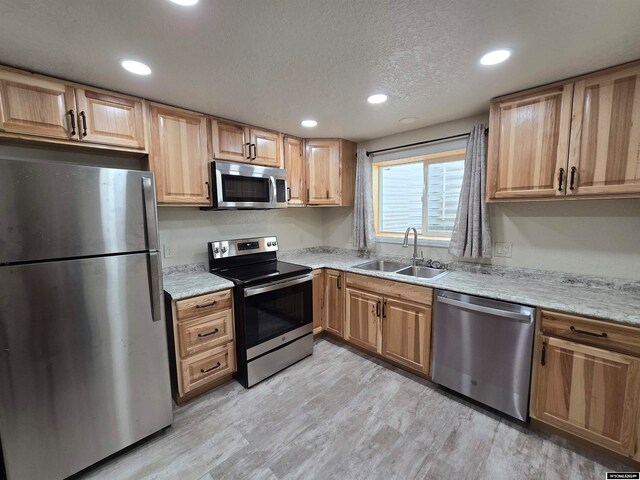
left=396, top=266, right=448, bottom=280
left=354, top=260, right=411, bottom=272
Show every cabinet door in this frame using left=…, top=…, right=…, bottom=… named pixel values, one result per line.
left=382, top=298, right=431, bottom=374
left=75, top=88, right=145, bottom=149
left=250, top=128, right=281, bottom=167
left=0, top=69, right=77, bottom=140
left=568, top=64, right=640, bottom=197
left=306, top=139, right=341, bottom=205
left=324, top=269, right=345, bottom=337
left=150, top=105, right=210, bottom=205
left=345, top=288, right=381, bottom=353
left=211, top=119, right=249, bottom=163
left=487, top=83, right=573, bottom=200
left=533, top=336, right=640, bottom=456
left=312, top=269, right=324, bottom=334
left=284, top=136, right=305, bottom=206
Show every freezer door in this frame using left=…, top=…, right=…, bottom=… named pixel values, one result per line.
left=0, top=158, right=159, bottom=264
left=0, top=253, right=172, bottom=480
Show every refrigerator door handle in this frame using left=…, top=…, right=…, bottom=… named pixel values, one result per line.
left=142, top=176, right=159, bottom=250
left=147, top=252, right=164, bottom=322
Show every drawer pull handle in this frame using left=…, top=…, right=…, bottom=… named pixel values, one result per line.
left=541, top=341, right=547, bottom=366
left=198, top=328, right=219, bottom=338
left=196, top=300, right=217, bottom=309
left=200, top=362, right=221, bottom=374
left=570, top=326, right=608, bottom=338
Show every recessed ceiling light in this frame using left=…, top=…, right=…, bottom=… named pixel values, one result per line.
left=301, top=120, right=317, bottom=128
left=367, top=94, right=388, bottom=104
left=480, top=49, right=511, bottom=66
left=121, top=60, right=151, bottom=76
left=169, top=0, right=199, bottom=5
left=399, top=117, right=418, bottom=124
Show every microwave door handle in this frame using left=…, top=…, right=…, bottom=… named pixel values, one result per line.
left=270, top=176, right=277, bottom=207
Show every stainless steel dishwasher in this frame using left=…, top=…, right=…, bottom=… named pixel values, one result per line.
left=432, top=289, right=536, bottom=421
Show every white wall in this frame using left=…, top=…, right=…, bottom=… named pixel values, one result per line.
left=158, top=207, right=324, bottom=267
left=324, top=114, right=640, bottom=280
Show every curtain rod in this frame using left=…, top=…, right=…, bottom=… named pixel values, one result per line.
left=365, top=128, right=488, bottom=157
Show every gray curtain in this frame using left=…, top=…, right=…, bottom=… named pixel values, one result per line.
left=448, top=123, right=492, bottom=258
left=353, top=148, right=375, bottom=250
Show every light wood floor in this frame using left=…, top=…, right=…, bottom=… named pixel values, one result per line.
left=78, top=337, right=628, bottom=480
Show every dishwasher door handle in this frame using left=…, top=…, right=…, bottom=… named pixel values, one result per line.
left=437, top=295, right=533, bottom=323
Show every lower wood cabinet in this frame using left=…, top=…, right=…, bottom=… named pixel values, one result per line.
left=324, top=269, right=345, bottom=336
left=531, top=310, right=640, bottom=460
left=343, top=272, right=433, bottom=375
left=312, top=269, right=324, bottom=334
left=345, top=288, right=381, bottom=353
left=381, top=298, right=431, bottom=374
left=167, top=289, right=236, bottom=403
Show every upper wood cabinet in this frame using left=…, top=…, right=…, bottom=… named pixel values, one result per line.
left=324, top=269, right=345, bottom=337
left=0, top=69, right=76, bottom=140
left=487, top=83, right=573, bottom=199
left=487, top=61, right=640, bottom=201
left=211, top=119, right=248, bottom=163
left=0, top=68, right=146, bottom=151
left=284, top=136, right=305, bottom=206
left=250, top=128, right=281, bottom=167
left=306, top=138, right=356, bottom=206
left=75, top=88, right=145, bottom=149
left=210, top=118, right=281, bottom=167
left=568, top=63, right=640, bottom=197
left=149, top=104, right=210, bottom=206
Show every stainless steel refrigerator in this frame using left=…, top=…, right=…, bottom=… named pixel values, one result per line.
left=0, top=158, right=173, bottom=480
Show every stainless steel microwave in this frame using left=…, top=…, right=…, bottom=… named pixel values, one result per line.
left=205, top=161, right=288, bottom=210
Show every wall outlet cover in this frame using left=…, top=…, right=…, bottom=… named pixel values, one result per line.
left=163, top=244, right=175, bottom=259
left=494, top=242, right=512, bottom=258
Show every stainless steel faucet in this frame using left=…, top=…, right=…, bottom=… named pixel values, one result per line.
left=402, top=226, right=421, bottom=267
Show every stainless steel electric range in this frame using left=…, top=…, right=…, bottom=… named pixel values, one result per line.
left=208, top=236, right=313, bottom=388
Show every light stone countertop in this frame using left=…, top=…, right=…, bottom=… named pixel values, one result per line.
left=163, top=247, right=640, bottom=327
left=279, top=247, right=640, bottom=327
left=163, top=263, right=234, bottom=300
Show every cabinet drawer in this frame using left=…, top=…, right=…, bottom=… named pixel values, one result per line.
left=180, top=343, right=236, bottom=394
left=175, top=290, right=232, bottom=321
left=178, top=309, right=233, bottom=358
left=540, top=310, right=640, bottom=357
left=345, top=272, right=433, bottom=306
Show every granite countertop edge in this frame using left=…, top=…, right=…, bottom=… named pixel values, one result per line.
left=162, top=249, right=640, bottom=327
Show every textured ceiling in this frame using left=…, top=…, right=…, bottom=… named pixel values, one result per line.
left=1, top=0, right=639, bottom=141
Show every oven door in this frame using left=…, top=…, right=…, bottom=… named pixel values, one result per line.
left=242, top=273, right=313, bottom=358
left=213, top=161, right=277, bottom=209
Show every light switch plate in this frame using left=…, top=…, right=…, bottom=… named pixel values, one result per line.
left=494, top=242, right=512, bottom=258
left=163, top=244, right=175, bottom=259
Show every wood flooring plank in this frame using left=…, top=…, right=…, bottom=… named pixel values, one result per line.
left=76, top=338, right=628, bottom=480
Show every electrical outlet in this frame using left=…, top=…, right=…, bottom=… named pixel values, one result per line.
left=494, top=242, right=512, bottom=258
left=163, top=244, right=175, bottom=259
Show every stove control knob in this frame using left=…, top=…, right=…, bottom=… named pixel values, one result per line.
left=272, top=241, right=277, bottom=246
left=267, top=242, right=272, bottom=247
left=214, top=247, right=220, bottom=254
left=221, top=246, right=227, bottom=253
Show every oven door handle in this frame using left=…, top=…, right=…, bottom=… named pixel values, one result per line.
left=244, top=273, right=313, bottom=297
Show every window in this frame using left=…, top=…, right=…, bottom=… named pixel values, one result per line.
left=374, top=148, right=466, bottom=243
